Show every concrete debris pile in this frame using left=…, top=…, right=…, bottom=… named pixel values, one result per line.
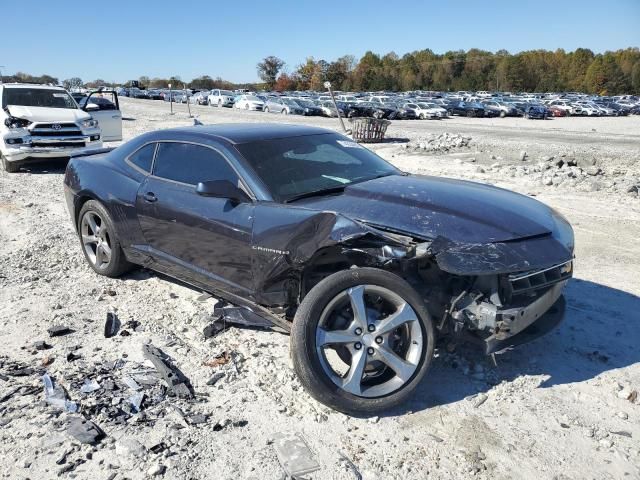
left=404, top=133, right=472, bottom=152
left=489, top=155, right=640, bottom=196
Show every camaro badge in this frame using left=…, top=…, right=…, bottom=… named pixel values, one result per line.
left=252, top=245, right=290, bottom=255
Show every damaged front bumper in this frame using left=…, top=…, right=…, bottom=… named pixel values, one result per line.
left=482, top=281, right=567, bottom=354
left=2, top=131, right=102, bottom=164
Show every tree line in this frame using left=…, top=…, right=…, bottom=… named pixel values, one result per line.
left=258, top=48, right=640, bottom=94
left=3, top=47, right=639, bottom=94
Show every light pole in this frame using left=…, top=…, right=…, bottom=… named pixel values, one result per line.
left=168, top=83, right=173, bottom=115
left=324, top=81, right=347, bottom=133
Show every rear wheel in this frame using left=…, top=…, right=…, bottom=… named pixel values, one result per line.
left=282, top=109, right=288, bottom=115
left=218, top=99, right=222, bottom=108
left=1, top=155, right=20, bottom=173
left=291, top=268, right=435, bottom=415
left=264, top=106, right=270, bottom=113
left=78, top=200, right=132, bottom=278
left=499, top=110, right=506, bottom=118
left=467, top=110, right=474, bottom=118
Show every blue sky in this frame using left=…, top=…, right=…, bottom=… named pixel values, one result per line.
left=2, top=0, right=639, bottom=83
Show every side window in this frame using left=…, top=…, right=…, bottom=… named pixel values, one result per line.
left=128, top=143, right=156, bottom=172
left=153, top=142, right=239, bottom=186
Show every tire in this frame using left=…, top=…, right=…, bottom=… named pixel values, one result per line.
left=77, top=200, right=132, bottom=278
left=419, top=113, right=425, bottom=120
left=499, top=110, right=506, bottom=118
left=1, top=155, right=20, bottom=173
left=282, top=109, right=288, bottom=115
left=467, top=110, right=474, bottom=118
left=291, top=267, right=435, bottom=415
left=448, top=110, right=454, bottom=116
left=245, top=103, right=249, bottom=110
left=218, top=99, right=222, bottom=108
left=264, top=106, right=269, bottom=113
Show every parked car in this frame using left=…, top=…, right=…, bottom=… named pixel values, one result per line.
left=523, top=105, right=548, bottom=119
left=189, top=91, right=210, bottom=105
left=417, top=102, right=448, bottom=118
left=64, top=124, right=574, bottom=414
left=207, top=89, right=236, bottom=107
left=318, top=100, right=346, bottom=118
left=482, top=101, right=519, bottom=117
left=1, top=83, right=104, bottom=172
left=234, top=95, right=265, bottom=111
left=548, top=105, right=568, bottom=117
left=146, top=90, right=164, bottom=100
left=446, top=101, right=485, bottom=117
left=264, top=97, right=304, bottom=115
left=293, top=98, right=324, bottom=116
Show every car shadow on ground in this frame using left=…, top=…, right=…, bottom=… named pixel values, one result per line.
left=121, top=269, right=639, bottom=418
left=10, top=159, right=69, bottom=175
left=386, top=278, right=640, bottom=417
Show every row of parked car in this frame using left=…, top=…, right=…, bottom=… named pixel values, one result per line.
left=116, top=86, right=640, bottom=120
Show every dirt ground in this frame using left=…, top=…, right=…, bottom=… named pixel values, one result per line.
left=0, top=98, right=639, bottom=480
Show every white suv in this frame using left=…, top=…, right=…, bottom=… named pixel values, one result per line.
left=207, top=89, right=236, bottom=107
left=1, top=84, right=104, bottom=172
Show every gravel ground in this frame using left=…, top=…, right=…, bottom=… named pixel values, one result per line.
left=0, top=98, right=639, bottom=480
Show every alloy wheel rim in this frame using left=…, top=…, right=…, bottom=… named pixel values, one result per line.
left=315, top=285, right=423, bottom=398
left=81, top=211, right=112, bottom=269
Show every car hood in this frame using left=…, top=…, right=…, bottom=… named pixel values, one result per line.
left=6, top=105, right=90, bottom=123
left=296, top=174, right=556, bottom=243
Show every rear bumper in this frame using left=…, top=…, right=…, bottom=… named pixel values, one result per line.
left=484, top=282, right=567, bottom=354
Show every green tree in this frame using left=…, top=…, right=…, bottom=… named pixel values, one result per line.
left=256, top=56, right=285, bottom=89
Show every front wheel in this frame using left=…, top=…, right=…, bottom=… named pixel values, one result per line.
left=218, top=99, right=222, bottom=108
left=291, top=268, right=435, bottom=415
left=1, top=155, right=20, bottom=173
left=78, top=200, right=132, bottom=278
left=264, top=106, right=269, bottom=113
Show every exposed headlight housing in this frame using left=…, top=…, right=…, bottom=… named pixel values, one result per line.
left=81, top=118, right=99, bottom=128
left=4, top=116, right=31, bottom=129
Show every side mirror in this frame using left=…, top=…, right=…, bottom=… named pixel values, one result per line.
left=85, top=103, right=100, bottom=112
left=196, top=180, right=251, bottom=203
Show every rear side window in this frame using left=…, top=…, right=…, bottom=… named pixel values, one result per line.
left=153, top=142, right=238, bottom=185
left=128, top=143, right=156, bottom=172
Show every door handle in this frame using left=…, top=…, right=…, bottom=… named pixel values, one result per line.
left=143, top=192, right=158, bottom=203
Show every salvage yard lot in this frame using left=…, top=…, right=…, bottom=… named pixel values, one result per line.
left=0, top=97, right=639, bottom=479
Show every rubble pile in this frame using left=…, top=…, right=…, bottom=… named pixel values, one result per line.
left=405, top=132, right=472, bottom=152
left=489, top=154, right=640, bottom=195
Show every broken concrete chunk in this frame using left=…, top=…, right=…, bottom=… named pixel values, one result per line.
left=122, top=375, right=142, bottom=391
left=47, top=325, right=73, bottom=337
left=66, top=416, right=104, bottom=444
left=80, top=378, right=101, bottom=393
left=273, top=432, right=320, bottom=477
left=128, top=392, right=145, bottom=413
left=190, top=414, right=207, bottom=425
left=42, top=374, right=78, bottom=412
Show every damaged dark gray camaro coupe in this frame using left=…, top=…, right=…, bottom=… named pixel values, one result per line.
left=64, top=124, right=574, bottom=414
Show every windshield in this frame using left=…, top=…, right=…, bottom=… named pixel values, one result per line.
left=221, top=90, right=233, bottom=95
left=2, top=88, right=77, bottom=109
left=235, top=133, right=399, bottom=202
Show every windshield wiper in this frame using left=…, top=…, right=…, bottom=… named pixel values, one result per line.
left=284, top=185, right=347, bottom=203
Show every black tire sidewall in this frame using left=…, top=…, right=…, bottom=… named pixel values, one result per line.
left=78, top=200, right=131, bottom=278
left=291, top=268, right=435, bottom=415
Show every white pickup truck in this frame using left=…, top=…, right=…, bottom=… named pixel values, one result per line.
left=1, top=83, right=122, bottom=172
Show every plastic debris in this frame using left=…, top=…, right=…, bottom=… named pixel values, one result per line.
left=80, top=379, right=101, bottom=393
left=66, top=416, right=104, bottom=444
left=128, top=392, right=145, bottom=413
left=202, top=302, right=274, bottom=339
left=273, top=432, right=320, bottom=478
left=34, top=340, right=52, bottom=351
left=202, top=351, right=231, bottom=368
left=206, top=372, right=225, bottom=386
left=142, top=344, right=193, bottom=399
left=122, top=375, right=142, bottom=391
left=42, top=374, right=78, bottom=412
left=104, top=312, right=120, bottom=338
left=47, top=325, right=74, bottom=337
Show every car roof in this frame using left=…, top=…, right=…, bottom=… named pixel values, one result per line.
left=1, top=83, right=66, bottom=90
left=156, top=123, right=335, bottom=145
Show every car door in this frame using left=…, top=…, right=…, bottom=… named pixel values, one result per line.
left=135, top=141, right=255, bottom=296
left=83, top=91, right=122, bottom=141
